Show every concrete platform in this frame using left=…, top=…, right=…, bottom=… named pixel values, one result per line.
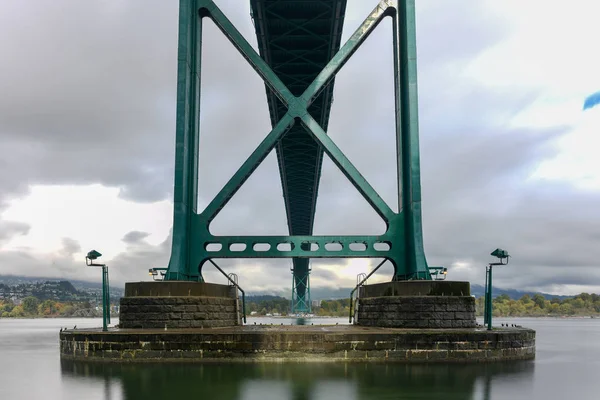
left=59, top=324, right=535, bottom=363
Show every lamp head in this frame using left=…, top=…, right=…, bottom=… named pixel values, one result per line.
left=490, top=248, right=509, bottom=259
left=86, top=250, right=102, bottom=260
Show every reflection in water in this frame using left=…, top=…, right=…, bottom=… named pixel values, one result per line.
left=60, top=360, right=534, bottom=400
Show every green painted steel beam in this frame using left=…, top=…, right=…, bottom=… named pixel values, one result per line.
left=190, top=234, right=393, bottom=258
left=166, top=0, right=432, bottom=284
left=291, top=262, right=311, bottom=314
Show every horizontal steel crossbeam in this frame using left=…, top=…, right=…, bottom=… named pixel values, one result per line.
left=200, top=235, right=391, bottom=258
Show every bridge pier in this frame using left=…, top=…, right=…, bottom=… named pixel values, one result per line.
left=354, top=281, right=476, bottom=329
left=59, top=0, right=536, bottom=364
left=118, top=282, right=242, bottom=329
left=59, top=281, right=534, bottom=364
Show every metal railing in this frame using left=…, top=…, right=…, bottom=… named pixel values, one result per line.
left=148, top=267, right=168, bottom=281
left=348, top=259, right=387, bottom=323
left=207, top=260, right=247, bottom=323
left=429, top=266, right=448, bottom=280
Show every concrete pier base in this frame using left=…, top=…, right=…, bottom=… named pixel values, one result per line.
left=58, top=281, right=535, bottom=363
left=118, top=282, right=242, bottom=329
left=355, top=281, right=477, bottom=329
left=59, top=324, right=535, bottom=363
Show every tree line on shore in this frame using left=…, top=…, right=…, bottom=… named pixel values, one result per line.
left=244, top=296, right=352, bottom=317
left=3, top=292, right=599, bottom=318
left=475, top=293, right=600, bottom=317
left=247, top=293, right=600, bottom=318
left=0, top=297, right=97, bottom=318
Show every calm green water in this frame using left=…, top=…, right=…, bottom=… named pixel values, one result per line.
left=1, top=317, right=599, bottom=399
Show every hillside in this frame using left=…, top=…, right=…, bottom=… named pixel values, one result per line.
left=250, top=285, right=574, bottom=301
left=0, top=275, right=575, bottom=302
left=0, top=275, right=124, bottom=300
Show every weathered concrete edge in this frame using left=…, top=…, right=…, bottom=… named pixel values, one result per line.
left=59, top=329, right=535, bottom=364
left=359, top=281, right=471, bottom=297
left=124, top=282, right=236, bottom=298
left=58, top=348, right=535, bottom=364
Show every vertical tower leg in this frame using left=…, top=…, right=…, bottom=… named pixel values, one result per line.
left=291, top=259, right=311, bottom=314
left=390, top=0, right=430, bottom=280
left=167, top=0, right=202, bottom=281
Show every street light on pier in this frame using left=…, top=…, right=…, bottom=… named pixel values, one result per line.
left=484, top=248, right=510, bottom=331
left=85, top=250, right=110, bottom=332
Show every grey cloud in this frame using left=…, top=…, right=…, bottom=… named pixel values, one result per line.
left=0, top=249, right=99, bottom=282
left=60, top=238, right=82, bottom=256
left=122, top=231, right=151, bottom=244
left=1, top=0, right=598, bottom=295
left=0, top=220, right=30, bottom=245
left=0, top=0, right=180, bottom=203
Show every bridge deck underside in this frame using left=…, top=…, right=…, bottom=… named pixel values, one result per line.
left=251, top=0, right=347, bottom=309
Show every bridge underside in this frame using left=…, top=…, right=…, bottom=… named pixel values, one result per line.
left=250, top=0, right=346, bottom=313
left=165, top=0, right=432, bottom=313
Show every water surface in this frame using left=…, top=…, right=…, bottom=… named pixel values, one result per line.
left=1, top=317, right=599, bottom=399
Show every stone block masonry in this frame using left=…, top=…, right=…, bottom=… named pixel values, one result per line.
left=59, top=325, right=535, bottom=363
left=357, top=296, right=477, bottom=329
left=119, top=296, right=239, bottom=329
left=60, top=281, right=534, bottom=364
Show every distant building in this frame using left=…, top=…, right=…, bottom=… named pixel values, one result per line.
left=311, top=300, right=322, bottom=307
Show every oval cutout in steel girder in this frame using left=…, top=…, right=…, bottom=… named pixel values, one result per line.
left=205, top=243, right=222, bottom=252
left=373, top=242, right=391, bottom=251
left=349, top=242, right=367, bottom=251
left=253, top=243, right=271, bottom=251
left=229, top=243, right=247, bottom=252
left=277, top=242, right=294, bottom=251
left=325, top=242, right=343, bottom=251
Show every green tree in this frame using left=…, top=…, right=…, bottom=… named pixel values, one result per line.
left=22, top=297, right=39, bottom=315
left=9, top=305, right=25, bottom=317
left=496, top=294, right=510, bottom=302
left=61, top=305, right=75, bottom=316
left=532, top=294, right=546, bottom=309
left=1, top=301, right=15, bottom=313
left=579, top=293, right=592, bottom=302
left=559, top=303, right=574, bottom=315
left=38, top=300, right=58, bottom=316
left=520, top=294, right=532, bottom=304
left=572, top=298, right=585, bottom=310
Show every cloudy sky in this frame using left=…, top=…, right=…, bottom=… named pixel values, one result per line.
left=1, top=0, right=599, bottom=296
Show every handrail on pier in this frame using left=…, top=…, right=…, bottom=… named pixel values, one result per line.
left=348, top=259, right=388, bottom=323
left=207, top=260, right=247, bottom=324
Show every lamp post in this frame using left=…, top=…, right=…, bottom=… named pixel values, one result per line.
left=86, top=250, right=110, bottom=332
left=484, top=248, right=510, bottom=331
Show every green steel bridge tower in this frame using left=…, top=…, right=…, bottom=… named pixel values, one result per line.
left=165, top=0, right=432, bottom=313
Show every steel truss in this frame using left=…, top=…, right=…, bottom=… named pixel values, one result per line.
left=166, top=0, right=432, bottom=286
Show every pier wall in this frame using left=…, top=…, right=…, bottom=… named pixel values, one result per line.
left=119, top=282, right=241, bottom=329
left=59, top=326, right=535, bottom=363
left=356, top=296, right=476, bottom=329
